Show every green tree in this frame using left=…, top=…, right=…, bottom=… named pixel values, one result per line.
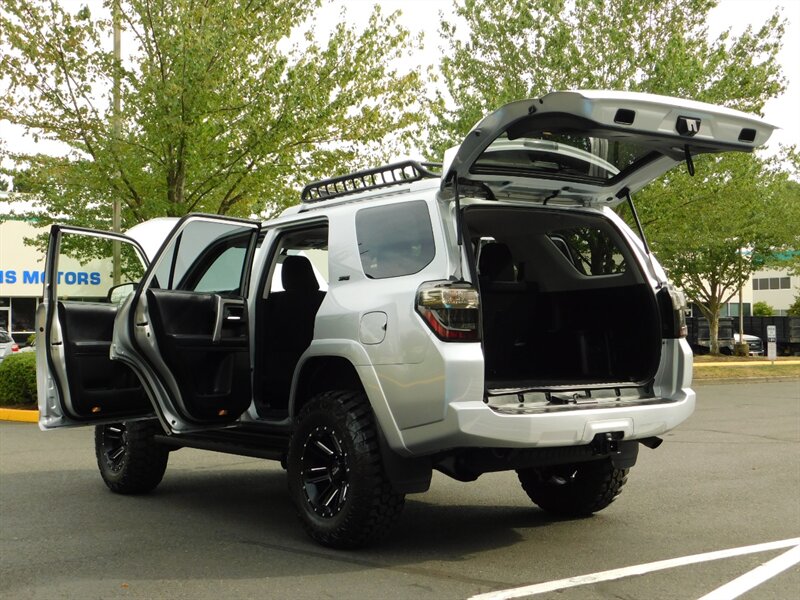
left=636, top=151, right=799, bottom=352
left=0, top=0, right=427, bottom=230
left=787, top=294, right=800, bottom=317
left=431, top=0, right=791, bottom=354
left=753, top=301, right=775, bottom=316
left=431, top=0, right=785, bottom=157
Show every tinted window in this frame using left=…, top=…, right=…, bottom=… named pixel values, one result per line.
left=473, top=134, right=652, bottom=185
left=193, top=246, right=247, bottom=293
left=356, top=201, right=435, bottom=279
left=548, top=227, right=626, bottom=276
left=151, top=220, right=252, bottom=294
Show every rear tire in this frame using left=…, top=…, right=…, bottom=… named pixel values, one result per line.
left=95, top=420, right=169, bottom=494
left=516, top=459, right=628, bottom=517
left=287, top=390, right=405, bottom=548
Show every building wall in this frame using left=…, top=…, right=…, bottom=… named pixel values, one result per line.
left=751, top=267, right=798, bottom=315
left=0, top=219, right=117, bottom=341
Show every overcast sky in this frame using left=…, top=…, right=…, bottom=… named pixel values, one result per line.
left=1, top=0, right=798, bottom=165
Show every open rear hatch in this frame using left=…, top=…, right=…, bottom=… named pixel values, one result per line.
left=444, top=91, right=774, bottom=409
left=442, top=90, right=776, bottom=205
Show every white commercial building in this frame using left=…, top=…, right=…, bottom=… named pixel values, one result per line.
left=0, top=218, right=117, bottom=342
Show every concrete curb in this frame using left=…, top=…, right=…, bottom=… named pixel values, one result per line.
left=695, top=360, right=800, bottom=367
left=0, top=408, right=39, bottom=423
left=694, top=376, right=800, bottom=386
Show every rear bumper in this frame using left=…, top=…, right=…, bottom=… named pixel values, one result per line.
left=399, top=388, right=695, bottom=455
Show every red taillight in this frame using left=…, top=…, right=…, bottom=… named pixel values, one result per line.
left=11, top=344, right=19, bottom=352
left=657, top=285, right=688, bottom=339
left=416, top=282, right=480, bottom=342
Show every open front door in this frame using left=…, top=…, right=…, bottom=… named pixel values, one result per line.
left=38, top=225, right=154, bottom=429
left=112, top=215, right=260, bottom=433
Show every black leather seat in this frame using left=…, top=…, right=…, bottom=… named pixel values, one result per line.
left=478, top=243, right=530, bottom=379
left=260, top=256, right=326, bottom=411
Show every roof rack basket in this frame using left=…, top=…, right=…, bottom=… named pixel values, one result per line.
left=301, top=160, right=441, bottom=203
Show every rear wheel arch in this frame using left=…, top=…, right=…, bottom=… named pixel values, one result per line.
left=291, top=356, right=430, bottom=495
left=292, top=355, right=363, bottom=417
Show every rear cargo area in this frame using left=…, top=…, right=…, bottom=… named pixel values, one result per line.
left=464, top=205, right=661, bottom=391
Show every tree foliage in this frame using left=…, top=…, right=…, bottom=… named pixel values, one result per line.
left=788, top=294, right=800, bottom=317
left=636, top=150, right=800, bottom=351
left=431, top=0, right=785, bottom=156
left=0, top=0, right=427, bottom=229
left=752, top=301, right=775, bottom=316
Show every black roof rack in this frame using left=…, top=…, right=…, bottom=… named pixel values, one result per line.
left=301, top=160, right=441, bottom=203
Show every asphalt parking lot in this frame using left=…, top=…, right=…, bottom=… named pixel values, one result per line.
left=1, top=381, right=798, bottom=599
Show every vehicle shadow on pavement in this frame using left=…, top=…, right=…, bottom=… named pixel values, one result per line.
left=2, top=460, right=578, bottom=586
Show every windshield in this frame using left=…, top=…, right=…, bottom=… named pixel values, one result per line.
left=471, top=134, right=656, bottom=185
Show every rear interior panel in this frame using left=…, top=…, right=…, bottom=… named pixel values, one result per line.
left=463, top=205, right=662, bottom=395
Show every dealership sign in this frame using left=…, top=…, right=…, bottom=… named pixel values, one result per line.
left=0, top=269, right=103, bottom=286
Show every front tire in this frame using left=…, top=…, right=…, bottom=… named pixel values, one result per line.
left=287, top=390, right=405, bottom=548
left=95, top=420, right=169, bottom=494
left=517, top=459, right=628, bottom=517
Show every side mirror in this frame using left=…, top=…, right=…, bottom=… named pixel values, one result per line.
left=107, top=282, right=136, bottom=304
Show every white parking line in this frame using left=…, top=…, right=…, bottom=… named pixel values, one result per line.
left=468, top=538, right=800, bottom=600
left=697, top=544, right=800, bottom=600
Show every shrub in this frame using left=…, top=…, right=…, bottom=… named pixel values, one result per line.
left=753, top=301, right=774, bottom=316
left=788, top=294, right=800, bottom=317
left=0, top=352, right=37, bottom=406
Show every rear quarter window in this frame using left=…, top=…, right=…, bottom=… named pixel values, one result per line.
left=548, top=226, right=627, bottom=276
left=356, top=200, right=435, bottom=279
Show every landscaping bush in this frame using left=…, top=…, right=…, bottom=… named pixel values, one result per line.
left=753, top=301, right=775, bottom=316
left=0, top=352, right=38, bottom=406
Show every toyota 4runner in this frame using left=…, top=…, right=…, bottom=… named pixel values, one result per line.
left=37, top=91, right=774, bottom=548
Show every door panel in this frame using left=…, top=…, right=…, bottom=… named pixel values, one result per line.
left=39, top=225, right=153, bottom=429
left=146, top=289, right=250, bottom=423
left=58, top=301, right=149, bottom=419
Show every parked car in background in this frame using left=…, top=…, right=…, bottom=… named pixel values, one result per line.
left=734, top=333, right=764, bottom=356
left=17, top=338, right=35, bottom=354
left=0, top=329, right=20, bottom=364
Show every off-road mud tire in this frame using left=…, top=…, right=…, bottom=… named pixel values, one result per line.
left=95, top=420, right=169, bottom=494
left=516, top=459, right=628, bottom=517
left=287, top=390, right=405, bottom=549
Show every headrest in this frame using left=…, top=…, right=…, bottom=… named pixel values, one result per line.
left=281, top=255, right=320, bottom=292
left=479, top=243, right=515, bottom=282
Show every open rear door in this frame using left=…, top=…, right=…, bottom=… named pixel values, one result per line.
left=112, top=214, right=260, bottom=434
left=38, top=225, right=154, bottom=429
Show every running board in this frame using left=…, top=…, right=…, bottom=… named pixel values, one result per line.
left=154, top=427, right=290, bottom=461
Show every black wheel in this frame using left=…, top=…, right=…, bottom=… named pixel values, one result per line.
left=287, top=390, right=405, bottom=548
left=516, top=459, right=628, bottom=517
left=95, top=420, right=169, bottom=494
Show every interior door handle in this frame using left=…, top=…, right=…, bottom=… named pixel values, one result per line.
left=212, top=295, right=245, bottom=342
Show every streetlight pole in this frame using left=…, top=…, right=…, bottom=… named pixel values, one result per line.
left=112, top=0, right=122, bottom=285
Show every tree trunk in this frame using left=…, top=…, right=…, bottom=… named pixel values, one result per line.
left=708, top=310, right=720, bottom=355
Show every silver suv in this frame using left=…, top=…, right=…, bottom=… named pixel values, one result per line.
left=37, top=91, right=773, bottom=547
